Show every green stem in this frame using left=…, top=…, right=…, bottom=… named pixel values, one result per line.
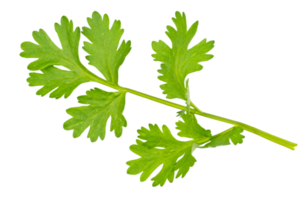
left=90, top=74, right=297, bottom=150
left=190, top=102, right=297, bottom=150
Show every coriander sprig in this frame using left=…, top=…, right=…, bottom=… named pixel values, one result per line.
left=18, top=11, right=299, bottom=187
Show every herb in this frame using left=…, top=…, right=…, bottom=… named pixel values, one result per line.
left=20, top=11, right=297, bottom=187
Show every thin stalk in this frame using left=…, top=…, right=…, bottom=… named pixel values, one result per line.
left=89, top=73, right=297, bottom=150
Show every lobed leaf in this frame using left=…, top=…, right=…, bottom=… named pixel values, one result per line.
left=127, top=114, right=246, bottom=186
left=174, top=110, right=247, bottom=150
left=176, top=113, right=211, bottom=140
left=20, top=16, right=92, bottom=98
left=82, top=11, right=131, bottom=85
left=201, top=126, right=245, bottom=148
left=126, top=124, right=196, bottom=187
left=21, top=13, right=132, bottom=142
left=64, top=88, right=127, bottom=142
left=152, top=11, right=214, bottom=100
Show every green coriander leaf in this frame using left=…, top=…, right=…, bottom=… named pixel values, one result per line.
left=174, top=111, right=246, bottom=154
left=126, top=124, right=196, bottom=187
left=127, top=114, right=246, bottom=186
left=20, top=16, right=92, bottom=98
left=152, top=11, right=214, bottom=100
left=176, top=113, right=211, bottom=140
left=21, top=12, right=132, bottom=141
left=63, top=88, right=127, bottom=142
left=82, top=11, right=131, bottom=85
left=197, top=126, right=247, bottom=149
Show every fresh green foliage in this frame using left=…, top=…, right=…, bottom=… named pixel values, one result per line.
left=82, top=11, right=133, bottom=85
left=19, top=16, right=89, bottom=99
left=150, top=12, right=216, bottom=102
left=127, top=114, right=244, bottom=186
left=21, top=11, right=131, bottom=140
left=177, top=115, right=245, bottom=155
left=125, top=123, right=198, bottom=187
left=63, top=88, right=129, bottom=143
left=21, top=11, right=297, bottom=188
